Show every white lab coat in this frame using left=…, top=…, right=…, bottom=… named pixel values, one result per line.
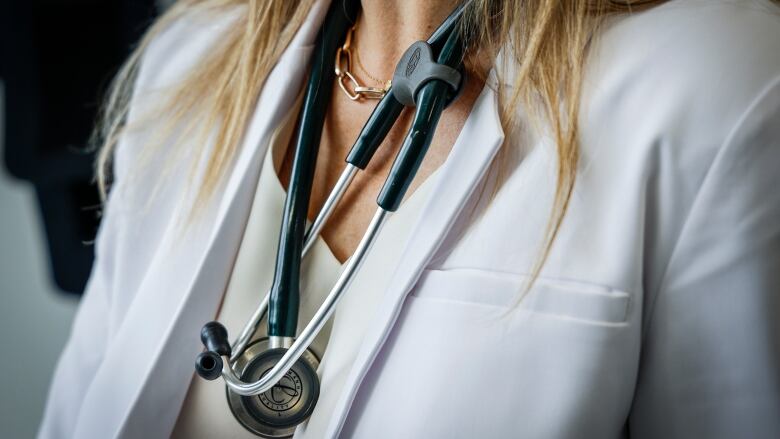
left=39, top=0, right=780, bottom=438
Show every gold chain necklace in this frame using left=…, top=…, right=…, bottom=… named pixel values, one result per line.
left=335, top=25, right=392, bottom=101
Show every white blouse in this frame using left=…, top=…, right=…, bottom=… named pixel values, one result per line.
left=172, top=97, right=440, bottom=438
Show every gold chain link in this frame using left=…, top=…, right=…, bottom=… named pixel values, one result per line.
left=334, top=25, right=391, bottom=100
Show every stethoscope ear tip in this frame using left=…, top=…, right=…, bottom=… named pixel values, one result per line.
left=196, top=321, right=231, bottom=380
left=195, top=351, right=223, bottom=381
left=200, top=321, right=232, bottom=356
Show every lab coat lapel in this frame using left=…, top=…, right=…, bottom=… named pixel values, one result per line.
left=77, top=3, right=330, bottom=438
left=325, top=77, right=505, bottom=438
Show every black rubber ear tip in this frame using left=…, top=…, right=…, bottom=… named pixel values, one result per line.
left=200, top=321, right=231, bottom=356
left=195, top=351, right=223, bottom=381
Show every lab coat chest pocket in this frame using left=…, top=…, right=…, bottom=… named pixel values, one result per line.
left=410, top=268, right=632, bottom=325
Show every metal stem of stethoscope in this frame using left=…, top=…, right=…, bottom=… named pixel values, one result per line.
left=229, top=164, right=359, bottom=362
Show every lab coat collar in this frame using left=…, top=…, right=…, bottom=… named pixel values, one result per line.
left=325, top=73, right=505, bottom=437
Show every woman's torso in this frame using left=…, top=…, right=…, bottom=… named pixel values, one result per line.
left=37, top=1, right=780, bottom=438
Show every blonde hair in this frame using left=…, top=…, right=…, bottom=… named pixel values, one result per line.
left=95, top=0, right=667, bottom=293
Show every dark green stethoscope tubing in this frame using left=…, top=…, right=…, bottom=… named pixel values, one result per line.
left=268, top=0, right=361, bottom=338
left=376, top=25, right=466, bottom=212
left=269, top=0, right=468, bottom=338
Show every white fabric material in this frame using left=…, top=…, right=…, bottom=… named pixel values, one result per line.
left=39, top=1, right=780, bottom=438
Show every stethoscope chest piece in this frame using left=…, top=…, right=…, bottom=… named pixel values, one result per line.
left=227, top=338, right=321, bottom=438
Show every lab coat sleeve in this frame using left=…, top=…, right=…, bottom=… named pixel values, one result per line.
left=629, top=76, right=780, bottom=438
left=36, top=46, right=152, bottom=437
left=36, top=11, right=240, bottom=437
left=36, top=191, right=120, bottom=438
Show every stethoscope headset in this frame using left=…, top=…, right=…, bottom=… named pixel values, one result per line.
left=194, top=0, right=470, bottom=436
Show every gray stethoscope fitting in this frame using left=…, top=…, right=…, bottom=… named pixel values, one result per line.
left=194, top=0, right=469, bottom=436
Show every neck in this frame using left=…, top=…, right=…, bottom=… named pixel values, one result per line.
left=354, top=0, right=460, bottom=83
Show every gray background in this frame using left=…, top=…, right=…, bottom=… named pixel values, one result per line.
left=0, top=82, right=79, bottom=438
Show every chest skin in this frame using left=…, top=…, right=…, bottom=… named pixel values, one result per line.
left=278, top=68, right=486, bottom=263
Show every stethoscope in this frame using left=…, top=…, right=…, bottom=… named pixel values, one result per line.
left=194, top=0, right=468, bottom=436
